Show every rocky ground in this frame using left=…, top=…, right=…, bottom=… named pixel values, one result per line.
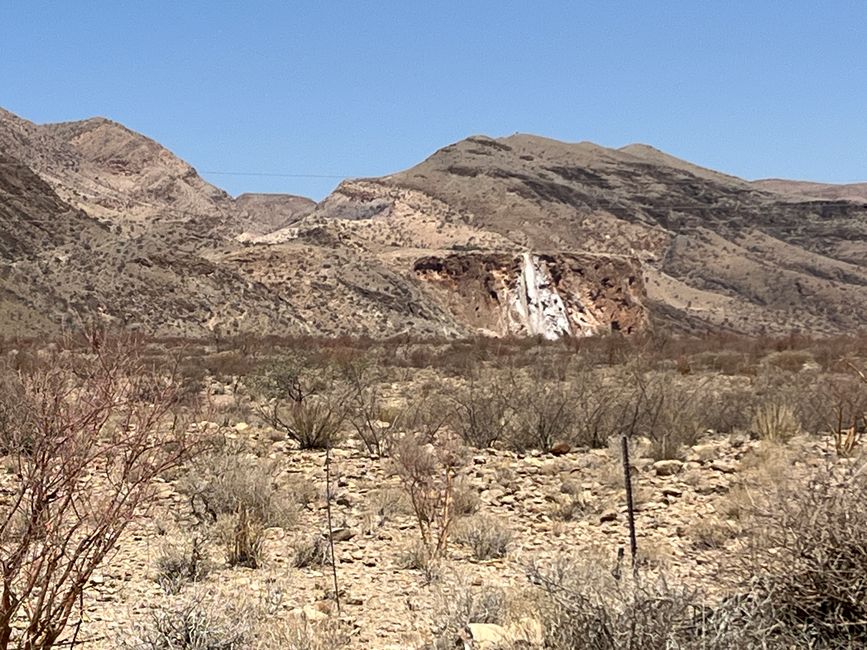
left=71, top=419, right=847, bottom=649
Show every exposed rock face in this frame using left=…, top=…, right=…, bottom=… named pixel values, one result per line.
left=413, top=251, right=647, bottom=338
left=513, top=252, right=572, bottom=339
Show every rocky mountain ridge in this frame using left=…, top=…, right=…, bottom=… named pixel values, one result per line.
left=1, top=107, right=866, bottom=338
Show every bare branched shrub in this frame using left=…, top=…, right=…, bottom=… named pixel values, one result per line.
left=571, top=371, right=627, bottom=449
left=390, top=433, right=468, bottom=562
left=0, top=335, right=195, bottom=650
left=455, top=515, right=513, bottom=560
left=818, top=369, right=867, bottom=455
left=250, top=356, right=345, bottom=449
left=449, top=371, right=515, bottom=448
left=339, top=360, right=400, bottom=457
left=508, top=371, right=577, bottom=452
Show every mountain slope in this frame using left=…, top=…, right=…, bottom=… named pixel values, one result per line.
left=2, top=106, right=865, bottom=338
left=299, top=133, right=867, bottom=335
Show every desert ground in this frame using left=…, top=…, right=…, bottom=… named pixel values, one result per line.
left=3, top=332, right=866, bottom=649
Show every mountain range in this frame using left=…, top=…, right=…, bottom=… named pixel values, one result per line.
left=1, top=106, right=866, bottom=339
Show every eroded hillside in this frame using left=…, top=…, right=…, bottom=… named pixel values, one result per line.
left=2, top=106, right=866, bottom=338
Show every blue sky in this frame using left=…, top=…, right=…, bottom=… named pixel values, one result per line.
left=2, top=1, right=866, bottom=200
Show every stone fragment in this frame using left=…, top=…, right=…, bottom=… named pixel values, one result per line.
left=467, top=623, right=508, bottom=648
left=549, top=441, right=571, bottom=456
left=653, top=459, right=683, bottom=476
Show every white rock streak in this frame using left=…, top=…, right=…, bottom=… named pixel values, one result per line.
left=510, top=253, right=572, bottom=340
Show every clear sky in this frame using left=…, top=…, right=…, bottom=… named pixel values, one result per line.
left=2, top=1, right=866, bottom=200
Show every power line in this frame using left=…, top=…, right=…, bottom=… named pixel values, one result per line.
left=201, top=170, right=349, bottom=179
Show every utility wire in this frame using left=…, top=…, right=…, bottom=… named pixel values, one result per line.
left=202, top=171, right=348, bottom=179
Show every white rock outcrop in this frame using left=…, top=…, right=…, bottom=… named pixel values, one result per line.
left=509, top=252, right=573, bottom=340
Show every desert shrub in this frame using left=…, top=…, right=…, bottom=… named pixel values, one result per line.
left=401, top=391, right=452, bottom=441
left=286, top=475, right=319, bottom=508
left=570, top=374, right=624, bottom=449
left=178, top=447, right=295, bottom=568
left=249, top=354, right=334, bottom=405
left=691, top=350, right=751, bottom=375
left=734, top=468, right=867, bottom=646
left=340, top=360, right=402, bottom=456
left=455, top=515, right=513, bottom=560
left=550, top=481, right=590, bottom=521
left=250, top=355, right=346, bottom=449
left=507, top=372, right=576, bottom=452
left=397, top=541, right=441, bottom=584
left=449, top=371, right=516, bottom=448
left=450, top=477, right=481, bottom=516
left=527, top=556, right=703, bottom=649
left=688, top=516, right=738, bottom=551
left=363, top=487, right=408, bottom=533
left=201, top=351, right=254, bottom=382
left=292, top=535, right=330, bottom=568
left=122, top=593, right=351, bottom=650
left=123, top=596, right=251, bottom=649
left=155, top=535, right=212, bottom=595
left=180, top=447, right=297, bottom=530
left=390, top=433, right=469, bottom=561
left=750, top=400, right=800, bottom=442
left=813, top=371, right=867, bottom=454
left=279, top=397, right=345, bottom=449
left=764, top=349, right=815, bottom=373
left=431, top=582, right=508, bottom=650
left=270, top=618, right=352, bottom=650
left=215, top=508, right=265, bottom=568
left=698, top=383, right=756, bottom=434
left=603, top=368, right=709, bottom=460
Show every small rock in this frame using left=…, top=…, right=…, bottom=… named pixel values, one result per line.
left=688, top=443, right=717, bottom=463
left=233, top=422, right=250, bottom=432
left=467, top=623, right=508, bottom=648
left=711, top=460, right=737, bottom=474
left=331, top=527, right=355, bottom=542
left=599, top=509, right=618, bottom=523
left=549, top=441, right=571, bottom=456
left=653, top=459, right=683, bottom=476
left=289, top=605, right=328, bottom=622
left=662, top=486, right=683, bottom=498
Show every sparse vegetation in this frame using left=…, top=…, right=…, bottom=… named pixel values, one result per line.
left=455, top=515, right=513, bottom=560
left=2, top=332, right=867, bottom=648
